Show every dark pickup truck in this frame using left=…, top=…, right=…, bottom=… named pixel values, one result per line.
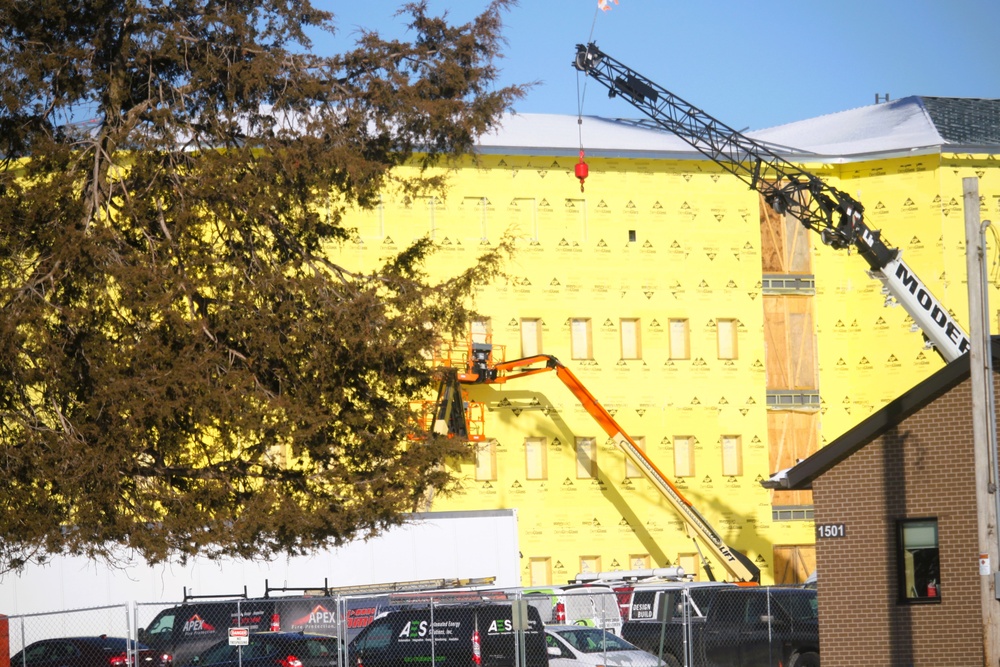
left=620, top=586, right=819, bottom=667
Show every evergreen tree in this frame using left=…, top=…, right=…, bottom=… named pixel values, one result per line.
left=0, top=0, right=522, bottom=571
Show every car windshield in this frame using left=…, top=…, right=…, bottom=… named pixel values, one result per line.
left=552, top=629, right=635, bottom=653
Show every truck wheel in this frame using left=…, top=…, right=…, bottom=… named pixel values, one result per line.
left=789, top=651, right=820, bottom=667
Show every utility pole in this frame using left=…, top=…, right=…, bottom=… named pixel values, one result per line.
left=963, top=176, right=1000, bottom=664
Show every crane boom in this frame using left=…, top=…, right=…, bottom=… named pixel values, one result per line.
left=573, top=43, right=970, bottom=362
left=465, top=350, right=760, bottom=583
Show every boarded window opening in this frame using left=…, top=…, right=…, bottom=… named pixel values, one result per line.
left=571, top=318, right=593, bottom=360
left=530, top=557, right=552, bottom=585
left=717, top=318, right=738, bottom=360
left=525, top=437, right=547, bottom=480
left=669, top=319, right=690, bottom=360
left=674, top=436, right=694, bottom=477
left=576, top=437, right=597, bottom=478
left=521, top=318, right=542, bottom=358
left=621, top=318, right=642, bottom=360
left=475, top=440, right=497, bottom=481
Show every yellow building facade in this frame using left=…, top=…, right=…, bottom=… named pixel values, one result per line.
left=330, top=107, right=1000, bottom=586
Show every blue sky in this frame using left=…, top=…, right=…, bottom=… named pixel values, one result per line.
left=312, top=0, right=1000, bottom=130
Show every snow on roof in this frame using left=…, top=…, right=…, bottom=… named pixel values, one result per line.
left=748, top=96, right=946, bottom=158
left=477, top=97, right=999, bottom=162
left=476, top=113, right=695, bottom=158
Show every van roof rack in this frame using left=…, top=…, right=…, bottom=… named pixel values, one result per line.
left=569, top=567, right=686, bottom=584
left=387, top=588, right=510, bottom=606
left=183, top=586, right=248, bottom=603
left=264, top=576, right=497, bottom=598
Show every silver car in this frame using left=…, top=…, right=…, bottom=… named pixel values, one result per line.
left=544, top=626, right=659, bottom=667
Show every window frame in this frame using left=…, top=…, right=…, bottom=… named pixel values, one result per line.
left=896, top=517, right=942, bottom=605
left=520, top=317, right=543, bottom=358
left=668, top=318, right=690, bottom=360
left=717, top=318, right=738, bottom=360
left=474, top=439, right=498, bottom=481
left=570, top=317, right=594, bottom=360
left=673, top=435, right=695, bottom=478
left=620, top=317, right=642, bottom=360
left=576, top=437, right=597, bottom=479
left=721, top=434, right=743, bottom=477
left=525, top=437, right=548, bottom=480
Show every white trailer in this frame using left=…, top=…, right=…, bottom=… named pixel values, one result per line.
left=0, top=509, right=520, bottom=615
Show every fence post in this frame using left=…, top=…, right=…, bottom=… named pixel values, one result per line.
left=0, top=613, right=9, bottom=667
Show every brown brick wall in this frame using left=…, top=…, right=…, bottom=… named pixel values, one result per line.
left=812, top=377, right=986, bottom=666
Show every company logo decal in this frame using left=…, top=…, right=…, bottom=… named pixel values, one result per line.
left=292, top=605, right=337, bottom=628
left=182, top=615, right=215, bottom=634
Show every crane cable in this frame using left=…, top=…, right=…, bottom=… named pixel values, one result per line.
left=574, top=5, right=608, bottom=193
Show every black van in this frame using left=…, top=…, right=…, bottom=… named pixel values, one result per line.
left=139, top=596, right=387, bottom=666
left=348, top=603, right=547, bottom=667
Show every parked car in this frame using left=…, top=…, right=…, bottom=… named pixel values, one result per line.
left=10, top=636, right=170, bottom=667
left=182, top=632, right=339, bottom=667
left=544, top=626, right=658, bottom=667
left=348, top=602, right=547, bottom=667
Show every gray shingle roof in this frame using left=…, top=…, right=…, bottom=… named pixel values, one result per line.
left=919, top=96, right=1000, bottom=145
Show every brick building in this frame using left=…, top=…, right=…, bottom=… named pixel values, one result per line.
left=763, top=341, right=1000, bottom=665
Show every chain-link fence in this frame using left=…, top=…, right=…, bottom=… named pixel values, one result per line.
left=2, top=585, right=817, bottom=667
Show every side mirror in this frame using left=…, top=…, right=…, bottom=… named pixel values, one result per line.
left=547, top=647, right=562, bottom=657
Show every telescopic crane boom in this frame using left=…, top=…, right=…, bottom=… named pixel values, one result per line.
left=463, top=346, right=760, bottom=583
left=573, top=43, right=970, bottom=362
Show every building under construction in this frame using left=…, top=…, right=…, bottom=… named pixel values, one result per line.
left=329, top=94, right=1000, bottom=586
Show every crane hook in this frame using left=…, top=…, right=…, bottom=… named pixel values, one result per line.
left=575, top=149, right=589, bottom=192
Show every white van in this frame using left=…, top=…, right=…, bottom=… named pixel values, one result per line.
left=520, top=583, right=624, bottom=635
left=626, top=581, right=734, bottom=621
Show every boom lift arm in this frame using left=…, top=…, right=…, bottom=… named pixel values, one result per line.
left=573, top=43, right=970, bottom=362
left=464, top=349, right=760, bottom=583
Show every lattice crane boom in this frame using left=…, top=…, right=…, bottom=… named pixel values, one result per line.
left=573, top=43, right=969, bottom=362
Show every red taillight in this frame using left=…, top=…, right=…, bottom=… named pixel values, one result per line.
left=554, top=602, right=566, bottom=623
left=161, top=654, right=173, bottom=667
left=278, top=655, right=303, bottom=667
left=108, top=654, right=129, bottom=667
left=472, top=630, right=482, bottom=666
left=615, top=587, right=633, bottom=617
left=270, top=613, right=281, bottom=631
